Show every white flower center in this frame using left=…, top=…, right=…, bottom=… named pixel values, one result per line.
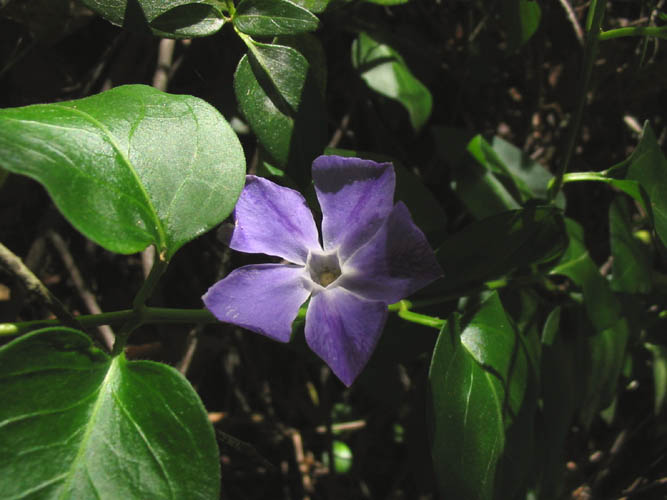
left=306, top=250, right=342, bottom=289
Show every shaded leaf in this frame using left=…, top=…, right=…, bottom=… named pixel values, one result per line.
left=434, top=206, right=567, bottom=293
left=0, top=85, right=246, bottom=259
left=609, top=196, right=652, bottom=293
left=0, top=328, right=220, bottom=500
left=551, top=219, right=629, bottom=427
left=80, top=0, right=224, bottom=38
left=502, top=0, right=541, bottom=50
left=234, top=0, right=319, bottom=36
left=645, top=343, right=667, bottom=415
left=351, top=32, right=432, bottom=132
left=625, top=122, right=667, bottom=247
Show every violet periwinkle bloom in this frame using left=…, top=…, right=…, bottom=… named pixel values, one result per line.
left=203, top=155, right=442, bottom=386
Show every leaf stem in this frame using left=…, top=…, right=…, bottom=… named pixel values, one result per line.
left=599, top=26, right=667, bottom=41
left=112, top=252, right=169, bottom=356
left=548, top=0, right=607, bottom=201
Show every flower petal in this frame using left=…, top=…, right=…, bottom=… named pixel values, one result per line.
left=305, top=287, right=387, bottom=386
left=227, top=175, right=320, bottom=264
left=312, top=155, right=395, bottom=260
left=340, top=202, right=443, bottom=303
left=203, top=264, right=311, bottom=342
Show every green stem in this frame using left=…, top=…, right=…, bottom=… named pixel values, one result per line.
left=548, top=0, right=607, bottom=201
left=599, top=26, right=667, bottom=41
left=112, top=253, right=169, bottom=356
left=0, top=308, right=218, bottom=337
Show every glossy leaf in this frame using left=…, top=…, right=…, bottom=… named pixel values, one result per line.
left=234, top=38, right=327, bottom=183
left=502, top=0, right=541, bottom=50
left=0, top=85, right=246, bottom=259
left=234, top=0, right=319, bottom=36
left=609, top=196, right=652, bottom=294
left=290, top=0, right=329, bottom=12
left=434, top=206, right=567, bottom=293
left=0, top=328, right=220, bottom=499
left=625, top=123, right=667, bottom=247
left=79, top=0, right=224, bottom=38
left=428, top=293, right=531, bottom=500
left=351, top=32, right=432, bottom=132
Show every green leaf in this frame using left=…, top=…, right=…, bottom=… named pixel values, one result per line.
left=233, top=0, right=319, bottom=36
left=290, top=0, right=330, bottom=13
left=502, top=0, right=541, bottom=51
left=609, top=196, right=652, bottom=293
left=234, top=39, right=327, bottom=184
left=0, top=85, right=246, bottom=259
left=645, top=343, right=667, bottom=415
left=434, top=206, right=567, bottom=293
left=538, top=315, right=579, bottom=497
left=428, top=293, right=530, bottom=500
left=366, top=0, right=409, bottom=4
left=625, top=123, right=667, bottom=247
left=79, top=0, right=224, bottom=38
left=551, top=219, right=629, bottom=427
left=0, top=328, right=220, bottom=499
left=351, top=32, right=432, bottom=132
left=468, top=134, right=565, bottom=208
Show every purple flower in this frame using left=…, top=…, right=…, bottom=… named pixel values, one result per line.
left=203, top=155, right=442, bottom=386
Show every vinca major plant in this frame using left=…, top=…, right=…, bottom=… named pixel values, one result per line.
left=1, top=0, right=667, bottom=499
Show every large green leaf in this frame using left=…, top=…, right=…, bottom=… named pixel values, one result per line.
left=428, top=293, right=531, bottom=500
left=625, top=123, right=667, bottom=247
left=0, top=328, right=220, bottom=499
left=0, top=85, right=245, bottom=259
left=234, top=38, right=327, bottom=184
left=351, top=32, right=432, bottom=132
left=434, top=206, right=567, bottom=294
left=80, top=0, right=224, bottom=38
left=609, top=196, right=652, bottom=293
left=233, top=0, right=319, bottom=36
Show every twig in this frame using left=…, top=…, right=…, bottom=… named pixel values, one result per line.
left=0, top=242, right=81, bottom=331
left=558, top=0, right=585, bottom=46
left=47, top=231, right=114, bottom=351
left=176, top=325, right=201, bottom=375
left=327, top=113, right=351, bottom=149
left=290, top=429, right=313, bottom=499
left=152, top=38, right=176, bottom=92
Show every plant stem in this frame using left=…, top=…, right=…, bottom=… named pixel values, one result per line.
left=0, top=242, right=82, bottom=331
left=548, top=0, right=607, bottom=201
left=599, top=26, right=667, bottom=41
left=112, top=252, right=169, bottom=356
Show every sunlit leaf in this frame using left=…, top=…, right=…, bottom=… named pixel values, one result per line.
left=79, top=0, right=224, bottom=38
left=645, top=343, right=667, bottom=415
left=0, top=85, right=246, bottom=259
left=428, top=293, right=531, bottom=499
left=0, top=328, right=220, bottom=500
left=234, top=38, right=327, bottom=184
left=351, top=32, right=432, bottom=132
left=234, top=0, right=319, bottom=36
